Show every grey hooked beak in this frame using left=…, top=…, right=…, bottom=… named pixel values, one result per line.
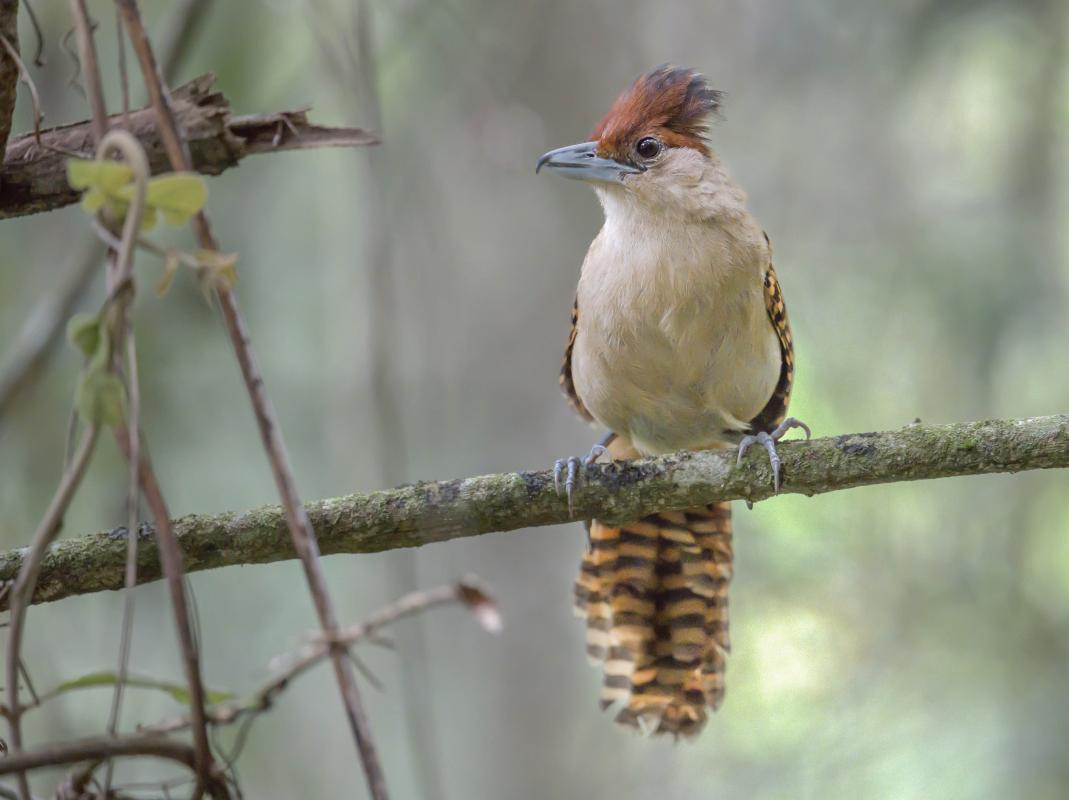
left=536, top=141, right=643, bottom=183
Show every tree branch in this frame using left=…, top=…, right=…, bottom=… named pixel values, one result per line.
left=0, top=73, right=378, bottom=219
left=144, top=578, right=499, bottom=737
left=0, top=734, right=231, bottom=799
left=0, top=414, right=1065, bottom=611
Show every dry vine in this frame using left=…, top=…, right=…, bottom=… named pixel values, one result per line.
left=0, top=1, right=405, bottom=797
left=112, top=0, right=390, bottom=795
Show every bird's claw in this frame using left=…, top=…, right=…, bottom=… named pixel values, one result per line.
left=553, top=443, right=608, bottom=517
left=106, top=522, right=156, bottom=541
left=736, top=417, right=811, bottom=495
left=737, top=431, right=781, bottom=490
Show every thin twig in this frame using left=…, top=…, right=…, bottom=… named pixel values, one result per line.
left=15, top=661, right=38, bottom=710
left=115, top=7, right=129, bottom=123
left=0, top=734, right=230, bottom=799
left=0, top=31, right=41, bottom=145
left=94, top=131, right=148, bottom=279
left=4, top=423, right=100, bottom=800
left=89, top=217, right=224, bottom=275
left=145, top=579, right=498, bottom=737
left=114, top=429, right=219, bottom=799
left=61, top=22, right=86, bottom=99
left=114, top=2, right=389, bottom=796
left=19, top=0, right=43, bottom=67
left=70, top=0, right=107, bottom=142
left=103, top=331, right=141, bottom=794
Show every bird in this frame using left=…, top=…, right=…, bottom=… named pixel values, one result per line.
left=537, top=65, right=808, bottom=738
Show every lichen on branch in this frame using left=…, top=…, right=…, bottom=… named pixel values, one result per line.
left=1, top=414, right=1066, bottom=611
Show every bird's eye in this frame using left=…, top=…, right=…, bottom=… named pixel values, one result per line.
left=635, top=137, right=662, bottom=160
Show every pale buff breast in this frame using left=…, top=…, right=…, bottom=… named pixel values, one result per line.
left=571, top=207, right=781, bottom=456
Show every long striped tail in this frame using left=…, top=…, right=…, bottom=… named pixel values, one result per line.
left=574, top=501, right=733, bottom=738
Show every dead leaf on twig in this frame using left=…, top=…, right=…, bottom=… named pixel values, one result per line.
left=457, top=577, right=503, bottom=634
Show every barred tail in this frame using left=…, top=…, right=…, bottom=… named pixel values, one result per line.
left=574, top=502, right=733, bottom=738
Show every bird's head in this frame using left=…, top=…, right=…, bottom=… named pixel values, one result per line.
left=537, top=65, right=723, bottom=213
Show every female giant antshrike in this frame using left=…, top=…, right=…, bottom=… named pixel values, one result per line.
left=538, top=65, right=809, bottom=737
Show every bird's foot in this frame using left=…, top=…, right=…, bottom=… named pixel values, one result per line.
left=554, top=439, right=610, bottom=517
left=736, top=417, right=811, bottom=496
left=106, top=522, right=156, bottom=541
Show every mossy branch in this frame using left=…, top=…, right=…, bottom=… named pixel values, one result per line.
left=2, top=414, right=1066, bottom=611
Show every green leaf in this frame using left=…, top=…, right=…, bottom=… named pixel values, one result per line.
left=66, top=313, right=103, bottom=358
left=44, top=671, right=233, bottom=706
left=67, top=158, right=133, bottom=193
left=68, top=159, right=207, bottom=230
left=120, top=173, right=207, bottom=227
left=137, top=203, right=159, bottom=232
left=75, top=368, right=125, bottom=428
left=81, top=187, right=107, bottom=213
left=97, top=197, right=159, bottom=232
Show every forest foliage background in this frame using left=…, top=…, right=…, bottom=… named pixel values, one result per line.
left=1, top=0, right=1067, bottom=797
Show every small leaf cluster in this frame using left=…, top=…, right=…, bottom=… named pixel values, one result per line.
left=66, top=311, right=125, bottom=428
left=67, top=157, right=207, bottom=231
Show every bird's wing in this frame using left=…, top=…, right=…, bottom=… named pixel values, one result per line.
left=561, top=294, right=595, bottom=422
left=747, top=259, right=795, bottom=434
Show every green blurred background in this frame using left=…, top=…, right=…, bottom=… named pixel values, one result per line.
left=1, top=0, right=1068, bottom=797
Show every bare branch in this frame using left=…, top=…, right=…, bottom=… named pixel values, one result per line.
left=0, top=74, right=377, bottom=220
left=146, top=579, right=498, bottom=737
left=0, top=734, right=230, bottom=799
left=0, top=29, right=41, bottom=147
left=70, top=0, right=108, bottom=142
left=109, top=427, right=223, bottom=799
left=0, top=415, right=1066, bottom=610
left=115, top=2, right=389, bottom=796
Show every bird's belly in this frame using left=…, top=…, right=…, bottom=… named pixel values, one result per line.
left=573, top=306, right=779, bottom=456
